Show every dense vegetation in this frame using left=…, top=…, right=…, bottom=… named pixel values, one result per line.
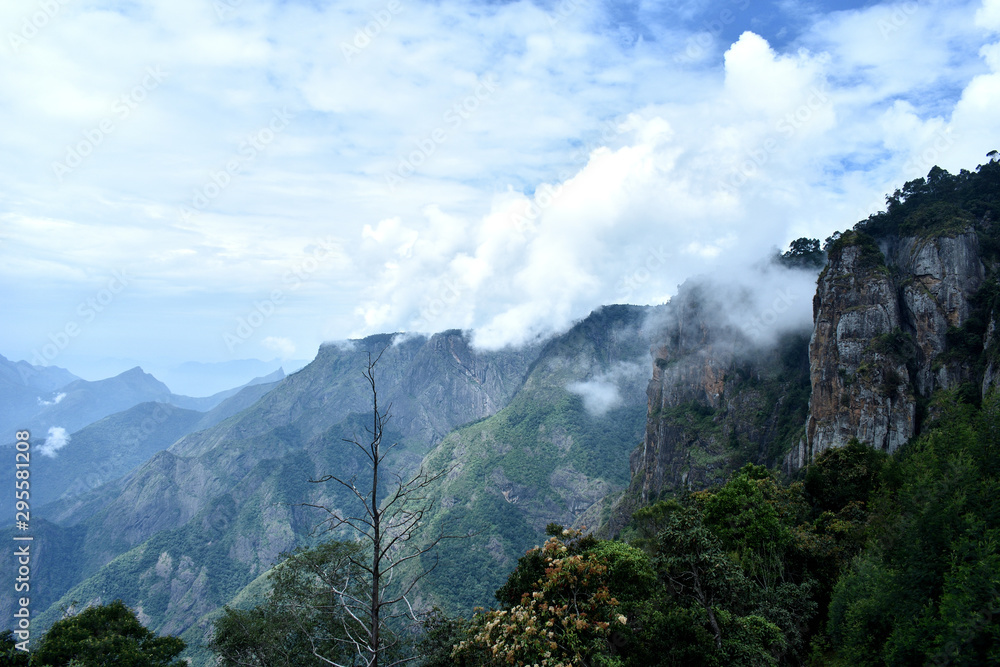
left=417, top=394, right=998, bottom=665
left=15, top=392, right=995, bottom=666
left=3, top=600, right=187, bottom=666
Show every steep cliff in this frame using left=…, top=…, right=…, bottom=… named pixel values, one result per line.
left=791, top=161, right=1000, bottom=468
left=619, top=161, right=1000, bottom=519
left=416, top=305, right=653, bottom=611
left=789, top=230, right=984, bottom=466
left=605, top=273, right=814, bottom=534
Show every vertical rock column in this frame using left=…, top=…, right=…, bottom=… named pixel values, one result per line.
left=803, top=238, right=916, bottom=461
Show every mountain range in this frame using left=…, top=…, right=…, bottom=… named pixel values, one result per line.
left=2, top=160, right=998, bottom=665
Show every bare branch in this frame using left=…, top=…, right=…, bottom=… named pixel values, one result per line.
left=296, top=346, right=469, bottom=667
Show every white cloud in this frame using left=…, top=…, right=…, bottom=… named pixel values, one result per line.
left=567, top=361, right=647, bottom=417
left=38, top=426, right=71, bottom=458
left=568, top=379, right=621, bottom=416
left=0, top=0, right=998, bottom=371
left=261, top=336, right=295, bottom=359
left=37, top=392, right=66, bottom=406
left=977, top=0, right=1000, bottom=31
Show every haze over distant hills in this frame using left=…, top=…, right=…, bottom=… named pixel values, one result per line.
left=0, top=361, right=287, bottom=520
left=145, top=358, right=311, bottom=397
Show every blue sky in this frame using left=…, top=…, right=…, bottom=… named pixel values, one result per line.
left=2, top=0, right=999, bottom=384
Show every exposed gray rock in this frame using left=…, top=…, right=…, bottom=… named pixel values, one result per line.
left=799, top=229, right=985, bottom=468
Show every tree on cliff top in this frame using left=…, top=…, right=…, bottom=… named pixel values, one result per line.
left=778, top=238, right=825, bottom=270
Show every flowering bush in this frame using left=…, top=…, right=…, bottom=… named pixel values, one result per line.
left=454, top=531, right=627, bottom=666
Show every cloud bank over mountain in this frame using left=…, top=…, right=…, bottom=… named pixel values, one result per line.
left=2, top=0, right=999, bottom=372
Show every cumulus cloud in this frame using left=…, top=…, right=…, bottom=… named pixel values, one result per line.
left=0, top=0, right=998, bottom=371
left=353, top=8, right=999, bottom=351
left=357, top=35, right=834, bottom=349
left=977, top=0, right=1000, bottom=31
left=37, top=392, right=66, bottom=406
left=38, top=426, right=71, bottom=458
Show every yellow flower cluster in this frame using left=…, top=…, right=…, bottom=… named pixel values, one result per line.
left=452, top=533, right=626, bottom=666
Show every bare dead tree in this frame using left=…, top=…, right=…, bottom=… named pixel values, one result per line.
left=302, top=348, right=455, bottom=667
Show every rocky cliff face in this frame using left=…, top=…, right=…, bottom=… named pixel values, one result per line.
left=788, top=230, right=986, bottom=468
left=605, top=277, right=814, bottom=533
left=984, top=313, right=999, bottom=395
left=621, top=216, right=995, bottom=519
left=418, top=305, right=653, bottom=611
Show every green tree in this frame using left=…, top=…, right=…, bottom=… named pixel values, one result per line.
left=0, top=630, right=31, bottom=666
left=804, top=438, right=886, bottom=515
left=778, top=238, right=825, bottom=270
left=828, top=393, right=1000, bottom=664
left=694, top=467, right=817, bottom=662
left=654, top=500, right=783, bottom=660
left=414, top=608, right=470, bottom=667
left=31, top=600, right=185, bottom=667
left=209, top=540, right=365, bottom=667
